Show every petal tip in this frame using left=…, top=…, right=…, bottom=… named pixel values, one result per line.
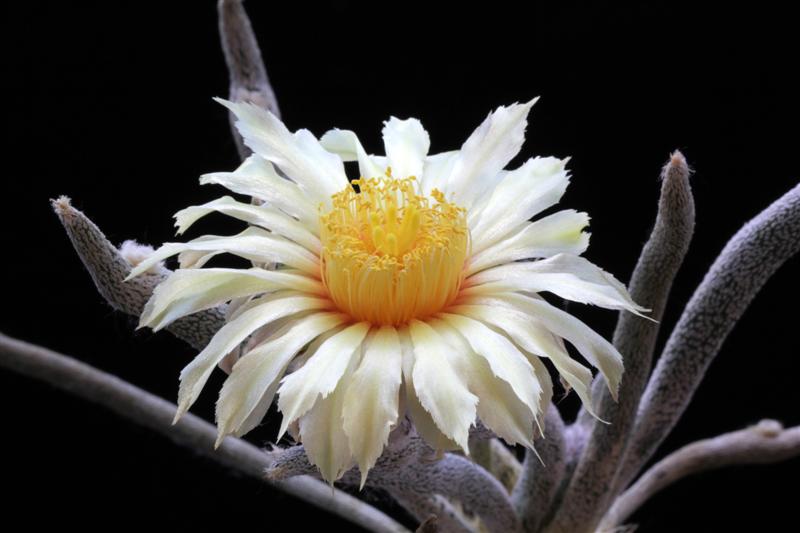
left=212, top=96, right=233, bottom=109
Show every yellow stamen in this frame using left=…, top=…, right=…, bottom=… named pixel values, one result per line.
left=320, top=176, right=469, bottom=326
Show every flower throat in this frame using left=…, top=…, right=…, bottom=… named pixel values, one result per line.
left=320, top=171, right=469, bottom=326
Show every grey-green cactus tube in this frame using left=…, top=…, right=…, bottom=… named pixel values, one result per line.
left=512, top=405, right=566, bottom=533
left=548, top=152, right=696, bottom=533
left=616, top=182, right=800, bottom=494
left=52, top=196, right=227, bottom=350
left=267, top=429, right=522, bottom=533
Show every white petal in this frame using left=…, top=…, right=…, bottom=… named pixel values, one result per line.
left=382, top=117, right=430, bottom=179
left=527, top=351, right=553, bottom=431
left=445, top=98, right=538, bottom=208
left=464, top=253, right=647, bottom=315
left=429, top=318, right=536, bottom=448
left=299, top=357, right=357, bottom=484
left=342, top=326, right=403, bottom=487
left=318, top=128, right=360, bottom=162
left=126, top=228, right=320, bottom=279
left=398, top=327, right=459, bottom=450
left=467, top=209, right=590, bottom=276
left=140, top=268, right=325, bottom=331
left=277, top=322, right=371, bottom=436
left=437, top=313, right=542, bottom=427
left=216, top=98, right=348, bottom=206
left=459, top=293, right=623, bottom=401
left=174, top=294, right=332, bottom=419
left=283, top=327, right=340, bottom=375
left=215, top=312, right=348, bottom=443
left=419, top=150, right=459, bottom=196
left=470, top=156, right=570, bottom=253
left=172, top=233, right=244, bottom=270
left=177, top=250, right=222, bottom=270
left=407, top=319, right=478, bottom=453
left=218, top=313, right=295, bottom=375
left=319, top=128, right=385, bottom=179
left=449, top=299, right=598, bottom=417
left=201, top=154, right=319, bottom=231
left=174, top=196, right=321, bottom=254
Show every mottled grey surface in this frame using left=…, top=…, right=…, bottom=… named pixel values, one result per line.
left=549, top=420, right=589, bottom=517
left=512, top=405, right=566, bottom=533
left=551, top=152, right=695, bottom=532
left=392, top=492, right=473, bottom=533
left=468, top=432, right=520, bottom=493
left=52, top=197, right=226, bottom=350
left=267, top=424, right=521, bottom=533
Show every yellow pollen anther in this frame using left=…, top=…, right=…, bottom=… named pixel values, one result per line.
left=372, top=226, right=385, bottom=248
left=386, top=203, right=398, bottom=228
left=320, top=176, right=469, bottom=326
left=386, top=233, right=398, bottom=256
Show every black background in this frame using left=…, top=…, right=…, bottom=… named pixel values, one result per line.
left=2, top=1, right=798, bottom=531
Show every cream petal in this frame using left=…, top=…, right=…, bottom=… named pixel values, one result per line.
left=459, top=293, right=623, bottom=401
left=171, top=234, right=227, bottom=270
left=419, top=150, right=459, bottom=196
left=200, top=160, right=319, bottom=236
left=277, top=322, right=371, bottom=437
left=140, top=268, right=324, bottom=331
left=227, top=293, right=283, bottom=323
left=398, top=327, right=459, bottom=450
left=318, top=128, right=360, bottom=162
left=174, top=294, right=332, bottom=420
left=464, top=253, right=647, bottom=315
left=449, top=299, right=598, bottom=417
left=407, top=319, right=478, bottom=453
left=445, top=98, right=538, bottom=208
left=470, top=156, right=570, bottom=253
left=174, top=196, right=321, bottom=254
left=216, top=98, right=348, bottom=206
left=342, top=326, right=403, bottom=487
left=466, top=210, right=590, bottom=275
left=527, top=351, right=554, bottom=431
left=299, top=357, right=358, bottom=485
left=215, top=312, right=349, bottom=444
left=232, top=388, right=274, bottom=438
left=463, top=179, right=496, bottom=230
left=429, top=318, right=536, bottom=448
left=200, top=155, right=319, bottom=233
left=126, top=228, right=320, bottom=279
left=437, top=313, right=542, bottom=425
left=283, top=327, right=340, bottom=375
left=180, top=251, right=223, bottom=270
left=218, top=313, right=296, bottom=375
left=319, top=128, right=385, bottom=179
left=382, top=117, right=430, bottom=180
